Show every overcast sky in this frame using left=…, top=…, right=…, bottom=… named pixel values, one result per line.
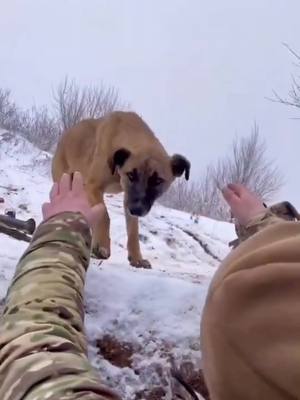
left=1, top=0, right=300, bottom=205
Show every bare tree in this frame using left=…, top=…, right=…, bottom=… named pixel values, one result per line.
left=270, top=43, right=300, bottom=111
left=160, top=124, right=283, bottom=221
left=53, top=76, right=125, bottom=130
left=0, top=77, right=125, bottom=152
left=0, top=89, right=60, bottom=152
left=19, top=106, right=60, bottom=152
left=160, top=167, right=229, bottom=221
left=196, top=166, right=229, bottom=219
left=160, top=178, right=196, bottom=213
left=161, top=166, right=220, bottom=214
left=0, top=89, right=20, bottom=131
left=213, top=124, right=283, bottom=202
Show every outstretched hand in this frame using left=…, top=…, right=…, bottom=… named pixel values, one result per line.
left=42, top=172, right=104, bottom=229
left=222, top=183, right=266, bottom=226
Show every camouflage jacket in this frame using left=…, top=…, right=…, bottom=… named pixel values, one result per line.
left=0, top=212, right=120, bottom=400
left=229, top=201, right=300, bottom=248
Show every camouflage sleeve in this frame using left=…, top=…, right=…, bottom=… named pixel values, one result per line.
left=233, top=200, right=300, bottom=247
left=0, top=212, right=120, bottom=400
left=233, top=209, right=282, bottom=245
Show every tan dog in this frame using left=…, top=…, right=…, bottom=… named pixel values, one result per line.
left=52, top=111, right=191, bottom=268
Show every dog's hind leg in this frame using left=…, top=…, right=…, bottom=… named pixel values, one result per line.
left=125, top=206, right=151, bottom=269
left=86, top=186, right=111, bottom=260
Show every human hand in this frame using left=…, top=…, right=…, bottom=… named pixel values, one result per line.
left=222, top=183, right=266, bottom=226
left=42, top=172, right=103, bottom=229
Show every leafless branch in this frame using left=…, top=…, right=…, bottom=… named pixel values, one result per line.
left=53, top=76, right=126, bottom=131
left=269, top=44, right=300, bottom=110
left=282, top=42, right=300, bottom=62
left=0, top=89, right=20, bottom=131
left=160, top=124, right=283, bottom=221
left=0, top=77, right=126, bottom=152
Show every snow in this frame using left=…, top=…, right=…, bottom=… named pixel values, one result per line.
left=0, top=129, right=236, bottom=398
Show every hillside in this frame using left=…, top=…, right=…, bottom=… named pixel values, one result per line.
left=0, top=129, right=235, bottom=399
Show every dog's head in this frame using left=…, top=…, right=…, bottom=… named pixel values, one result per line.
left=109, top=148, right=190, bottom=217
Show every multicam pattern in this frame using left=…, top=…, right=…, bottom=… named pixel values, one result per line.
left=232, top=201, right=300, bottom=247
left=0, top=212, right=120, bottom=400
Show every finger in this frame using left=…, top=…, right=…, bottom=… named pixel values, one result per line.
left=59, top=173, right=72, bottom=196
left=42, top=202, right=51, bottom=220
left=72, top=171, right=84, bottom=195
left=222, top=186, right=240, bottom=205
left=227, top=183, right=246, bottom=197
left=49, top=182, right=59, bottom=201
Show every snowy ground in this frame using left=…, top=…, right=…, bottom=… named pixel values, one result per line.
left=0, top=129, right=236, bottom=399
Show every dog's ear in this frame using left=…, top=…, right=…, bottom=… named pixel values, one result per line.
left=108, top=148, right=131, bottom=174
left=171, top=154, right=191, bottom=180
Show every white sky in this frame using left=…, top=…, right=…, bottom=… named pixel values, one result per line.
left=1, top=0, right=300, bottom=205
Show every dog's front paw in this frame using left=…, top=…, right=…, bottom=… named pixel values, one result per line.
left=92, top=245, right=110, bottom=260
left=129, top=256, right=152, bottom=269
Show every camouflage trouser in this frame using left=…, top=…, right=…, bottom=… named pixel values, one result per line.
left=0, top=212, right=120, bottom=400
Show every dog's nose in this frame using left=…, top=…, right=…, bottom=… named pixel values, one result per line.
left=129, top=206, right=145, bottom=217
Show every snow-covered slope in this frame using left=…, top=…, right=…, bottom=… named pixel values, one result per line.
left=0, top=130, right=236, bottom=399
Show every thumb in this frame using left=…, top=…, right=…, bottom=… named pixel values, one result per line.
left=222, top=186, right=237, bottom=203
left=42, top=202, right=51, bottom=220
left=227, top=183, right=244, bottom=197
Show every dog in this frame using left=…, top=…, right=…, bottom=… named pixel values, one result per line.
left=52, top=111, right=191, bottom=268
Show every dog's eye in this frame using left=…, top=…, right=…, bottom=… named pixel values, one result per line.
left=127, top=172, right=135, bottom=182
